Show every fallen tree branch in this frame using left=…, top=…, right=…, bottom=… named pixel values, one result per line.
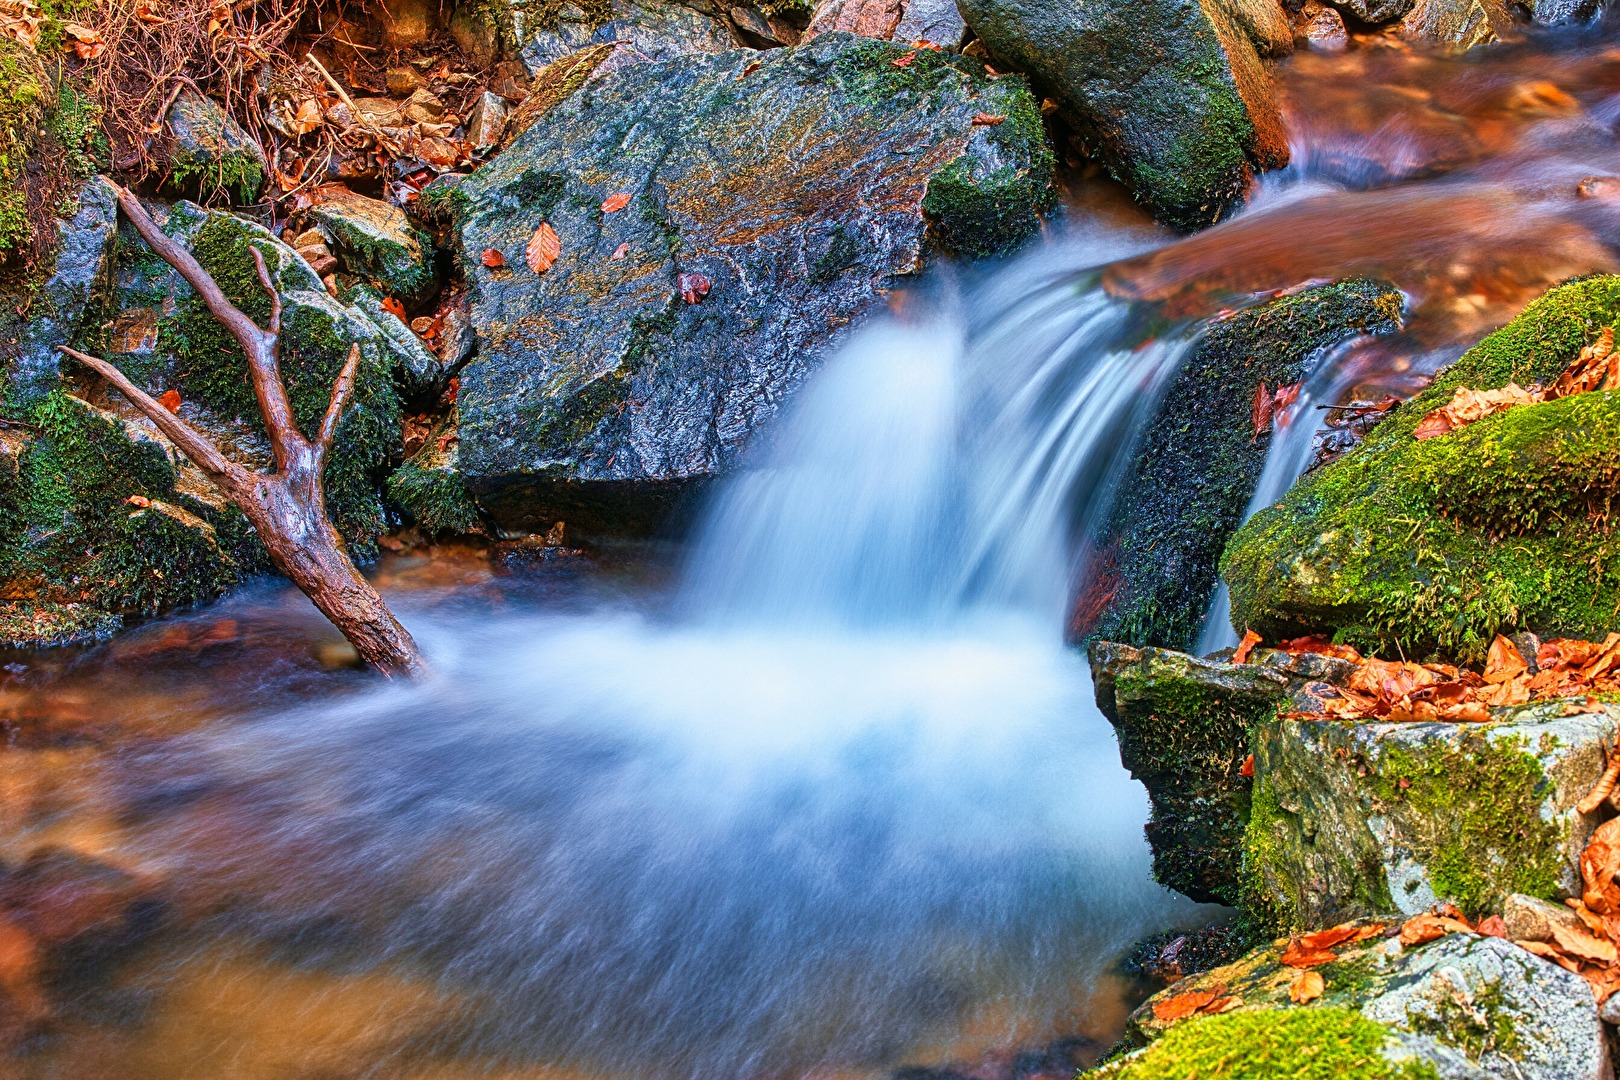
left=57, top=179, right=426, bottom=678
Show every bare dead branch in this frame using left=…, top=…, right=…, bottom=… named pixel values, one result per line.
left=313, top=344, right=361, bottom=470
left=56, top=345, right=251, bottom=492
left=251, top=246, right=285, bottom=339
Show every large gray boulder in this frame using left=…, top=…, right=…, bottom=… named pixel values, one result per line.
left=452, top=0, right=734, bottom=74
left=453, top=34, right=1054, bottom=535
left=1246, top=701, right=1618, bottom=931
left=956, top=0, right=1289, bottom=231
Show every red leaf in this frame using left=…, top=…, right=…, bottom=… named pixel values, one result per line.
left=601, top=193, right=632, bottom=213
left=158, top=389, right=183, bottom=413
left=972, top=113, right=1006, bottom=126
left=125, top=495, right=151, bottom=508
left=1240, top=753, right=1254, bottom=778
left=1252, top=382, right=1273, bottom=441
left=481, top=248, right=506, bottom=268
left=610, top=242, right=629, bottom=261
left=527, top=222, right=560, bottom=274
left=1232, top=629, right=1262, bottom=664
left=380, top=297, right=408, bottom=321
left=891, top=51, right=917, bottom=68
left=678, top=271, right=712, bottom=305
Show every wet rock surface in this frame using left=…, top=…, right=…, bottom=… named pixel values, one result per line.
left=453, top=33, right=1054, bottom=535
left=1085, top=279, right=1404, bottom=653
left=1123, top=930, right=1604, bottom=1080
left=956, top=0, right=1289, bottom=231
left=306, top=189, right=441, bottom=309
left=1246, top=701, right=1618, bottom=930
left=1401, top=0, right=1517, bottom=48
left=160, top=88, right=268, bottom=205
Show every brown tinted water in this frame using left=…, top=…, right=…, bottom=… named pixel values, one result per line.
left=10, top=19, right=1620, bottom=1080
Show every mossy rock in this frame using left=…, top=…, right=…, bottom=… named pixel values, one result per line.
left=1222, top=275, right=1620, bottom=661
left=310, top=190, right=440, bottom=310
left=1090, top=641, right=1358, bottom=906
left=1243, top=700, right=1616, bottom=932
left=1114, top=931, right=1600, bottom=1079
left=0, top=37, right=105, bottom=266
left=1090, top=279, right=1404, bottom=652
left=160, top=88, right=266, bottom=205
left=386, top=410, right=482, bottom=535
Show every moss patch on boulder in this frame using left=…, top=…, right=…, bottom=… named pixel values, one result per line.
left=1223, top=275, right=1620, bottom=661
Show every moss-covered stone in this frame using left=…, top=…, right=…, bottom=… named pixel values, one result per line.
left=0, top=38, right=48, bottom=262
left=1222, top=276, right=1620, bottom=661
left=0, top=600, right=121, bottom=648
left=1114, top=930, right=1600, bottom=1079
left=386, top=411, right=482, bottom=535
left=1096, top=1007, right=1450, bottom=1080
left=1089, top=279, right=1404, bottom=652
left=1242, top=701, right=1615, bottom=931
left=161, top=88, right=266, bottom=205
left=309, top=189, right=440, bottom=308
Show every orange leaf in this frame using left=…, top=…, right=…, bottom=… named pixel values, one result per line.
left=891, top=51, right=917, bottom=67
left=972, top=113, right=1006, bottom=126
left=1476, top=915, right=1507, bottom=938
left=1549, top=921, right=1619, bottom=964
left=481, top=248, right=506, bottom=268
left=1232, top=629, right=1261, bottom=665
left=380, top=297, right=408, bottom=321
left=678, top=271, right=712, bottom=305
left=610, top=242, right=629, bottom=261
left=1252, top=382, right=1272, bottom=441
left=526, top=221, right=560, bottom=274
left=1298, top=923, right=1361, bottom=951
left=125, top=495, right=151, bottom=508
left=1279, top=942, right=1337, bottom=968
left=1275, top=635, right=1362, bottom=662
left=1483, top=635, right=1528, bottom=684
left=1240, top=753, right=1254, bottom=778
left=158, top=389, right=182, bottom=413
left=1399, top=912, right=1472, bottom=946
left=1150, top=983, right=1227, bottom=1022
left=1289, top=969, right=1325, bottom=1004
left=601, top=193, right=631, bottom=213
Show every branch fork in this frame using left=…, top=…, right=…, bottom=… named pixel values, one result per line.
left=58, top=180, right=425, bottom=677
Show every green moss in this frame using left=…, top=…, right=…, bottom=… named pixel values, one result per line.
left=1224, top=276, right=1620, bottom=661
left=1240, top=776, right=1301, bottom=934
left=1368, top=736, right=1561, bottom=915
left=525, top=0, right=615, bottom=32
left=0, top=600, right=119, bottom=647
left=0, top=38, right=47, bottom=260
left=387, top=458, right=481, bottom=535
left=1096, top=1008, right=1439, bottom=1080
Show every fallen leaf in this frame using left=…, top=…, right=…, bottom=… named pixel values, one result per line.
left=1399, top=912, right=1473, bottom=946
left=62, top=21, right=104, bottom=58
left=526, top=222, right=561, bottom=274
left=1279, top=941, right=1338, bottom=968
left=1275, top=635, right=1362, bottom=662
left=601, top=193, right=632, bottom=213
left=481, top=248, right=507, bottom=268
left=125, top=495, right=151, bottom=508
left=1549, top=921, right=1619, bottom=964
left=678, top=271, right=712, bottom=305
left=1414, top=383, right=1540, bottom=440
left=1252, top=382, right=1273, bottom=441
left=972, top=113, right=1006, bottom=126
left=739, top=60, right=761, bottom=78
left=380, top=297, right=408, bottom=321
left=1150, top=983, right=1228, bottom=1022
left=1298, top=923, right=1362, bottom=951
left=1272, top=381, right=1302, bottom=428
left=1550, top=327, right=1619, bottom=399
left=158, top=389, right=182, bottom=413
left=610, top=242, right=629, bottom=261
left=1289, top=969, right=1325, bottom=1003
left=1232, top=628, right=1262, bottom=665
left=892, top=51, right=917, bottom=68
left=1240, top=753, right=1254, bottom=778
left=1476, top=915, right=1507, bottom=938
left=1483, top=635, right=1529, bottom=684
left=410, top=316, right=437, bottom=335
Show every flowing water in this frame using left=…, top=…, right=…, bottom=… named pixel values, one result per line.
left=11, top=19, right=1620, bottom=1080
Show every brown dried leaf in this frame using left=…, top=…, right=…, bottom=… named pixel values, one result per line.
left=1399, top=912, right=1472, bottom=946
left=481, top=248, right=506, bottom=268
left=1289, top=969, right=1325, bottom=1003
left=158, top=389, right=182, bottom=413
left=891, top=51, right=917, bottom=67
left=1232, top=629, right=1262, bottom=665
left=610, top=242, right=630, bottom=261
left=1483, top=635, right=1529, bottom=684
left=1476, top=915, right=1507, bottom=938
left=972, top=113, right=1006, bottom=126
left=526, top=222, right=560, bottom=274
left=1151, top=986, right=1219, bottom=1022
left=1298, top=923, right=1362, bottom=951
left=1252, top=381, right=1273, bottom=441
left=1279, top=942, right=1338, bottom=968
left=678, top=271, right=712, bottom=305
left=380, top=297, right=408, bottom=321
left=1548, top=921, right=1618, bottom=964
left=1550, top=327, right=1618, bottom=400
left=1414, top=383, right=1540, bottom=440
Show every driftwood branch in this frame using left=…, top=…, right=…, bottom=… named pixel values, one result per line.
left=58, top=181, right=426, bottom=679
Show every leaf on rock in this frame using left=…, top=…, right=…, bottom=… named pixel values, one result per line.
left=601, top=192, right=632, bottom=213
left=480, top=248, right=506, bottom=268
left=1232, top=629, right=1262, bottom=665
left=380, top=297, right=408, bottom=321
left=1150, top=983, right=1229, bottom=1022
left=972, top=113, right=1006, bottom=126
left=1484, top=635, right=1529, bottom=684
left=1279, top=941, right=1338, bottom=968
left=1476, top=915, right=1508, bottom=938
left=1550, top=326, right=1619, bottom=399
left=1240, top=753, right=1254, bottom=778
left=610, top=242, right=629, bottom=261
left=1398, top=912, right=1472, bottom=946
left=526, top=222, right=560, bottom=274
left=1298, top=923, right=1362, bottom=951
left=891, top=51, right=917, bottom=67
left=1252, top=382, right=1273, bottom=441
left=1288, top=969, right=1325, bottom=1004
left=1275, top=635, right=1362, bottom=662
left=1414, top=383, right=1540, bottom=440
left=158, top=389, right=182, bottom=413
left=678, top=271, right=712, bottom=305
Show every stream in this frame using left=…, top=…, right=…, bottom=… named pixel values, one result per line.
left=9, top=18, right=1620, bottom=1080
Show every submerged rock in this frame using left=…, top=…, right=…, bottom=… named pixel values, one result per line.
left=1089, top=642, right=1356, bottom=905
left=1085, top=279, right=1404, bottom=653
left=453, top=33, right=1054, bottom=535
left=1120, top=932, right=1602, bottom=1080
left=1330, top=0, right=1416, bottom=22
left=1222, top=276, right=1620, bottom=661
left=956, top=0, right=1289, bottom=232
left=307, top=189, right=441, bottom=309
left=161, top=88, right=268, bottom=205
left=1401, top=0, right=1516, bottom=48
left=1533, top=0, right=1602, bottom=25
left=1245, top=700, right=1617, bottom=929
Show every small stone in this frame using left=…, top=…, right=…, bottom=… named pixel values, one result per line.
left=1502, top=893, right=1585, bottom=943
left=308, top=188, right=440, bottom=306
left=1578, top=176, right=1620, bottom=200
left=1401, top=0, right=1514, bottom=49
left=162, top=88, right=268, bottom=203
left=729, top=4, right=781, bottom=41
left=381, top=0, right=435, bottom=49
left=1307, top=7, right=1351, bottom=50
left=386, top=66, right=427, bottom=96
left=314, top=640, right=362, bottom=669
left=402, top=88, right=444, bottom=125
left=465, top=91, right=509, bottom=148
left=1329, top=0, right=1414, bottom=21
left=893, top=0, right=966, bottom=47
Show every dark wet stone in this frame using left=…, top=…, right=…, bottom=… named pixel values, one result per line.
left=308, top=188, right=440, bottom=309
left=1533, top=0, right=1601, bottom=24
left=4, top=177, right=118, bottom=408
left=454, top=33, right=1054, bottom=536
left=1330, top=0, right=1415, bottom=23
left=1083, top=280, right=1403, bottom=653
left=161, top=88, right=268, bottom=204
left=1401, top=0, right=1515, bottom=47
left=957, top=0, right=1289, bottom=232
